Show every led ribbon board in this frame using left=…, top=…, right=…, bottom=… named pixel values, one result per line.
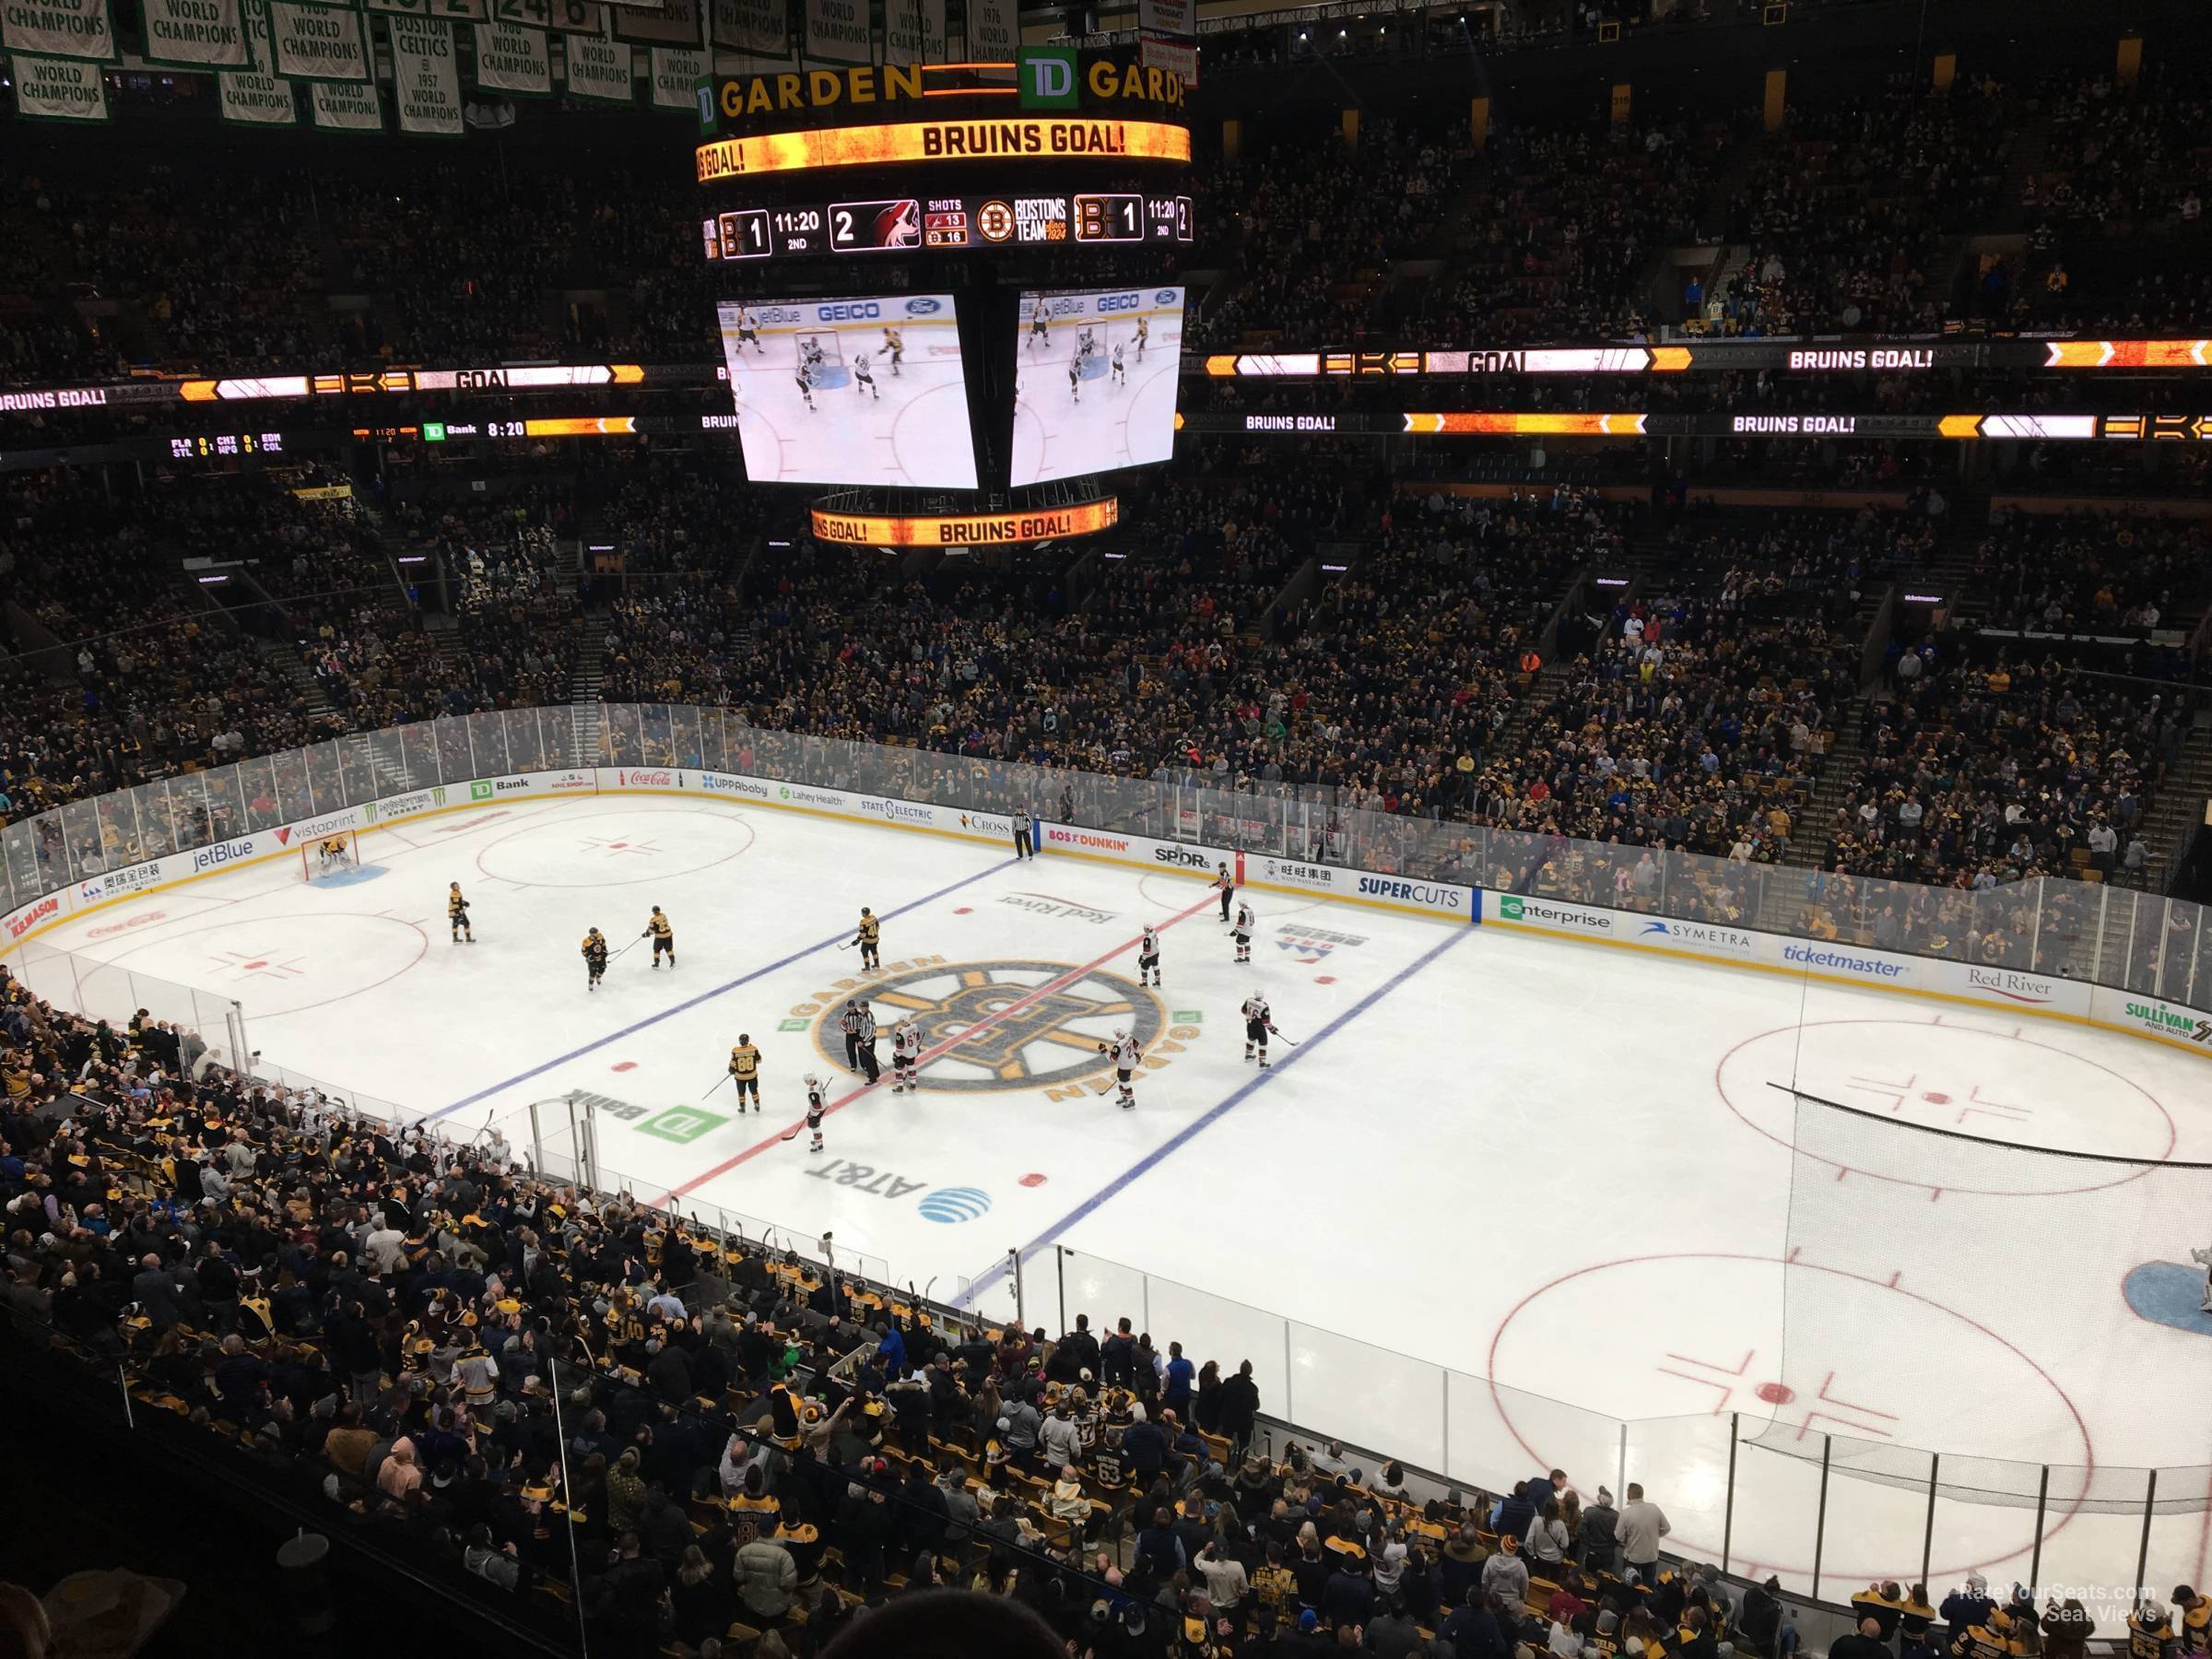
left=697, top=118, right=1191, bottom=182
left=810, top=499, right=1119, bottom=547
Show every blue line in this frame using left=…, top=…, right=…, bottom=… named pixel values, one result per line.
left=952, top=919, right=1471, bottom=1309
left=420, top=855, right=1018, bottom=1124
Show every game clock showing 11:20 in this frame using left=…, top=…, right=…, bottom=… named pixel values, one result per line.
left=704, top=191, right=1194, bottom=260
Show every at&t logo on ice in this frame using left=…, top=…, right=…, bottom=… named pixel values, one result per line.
left=917, top=1187, right=992, bottom=1224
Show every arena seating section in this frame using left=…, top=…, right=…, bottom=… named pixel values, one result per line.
left=5, top=48, right=2212, bottom=1658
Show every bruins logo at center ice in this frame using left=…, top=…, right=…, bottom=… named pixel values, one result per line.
left=804, top=959, right=1177, bottom=1095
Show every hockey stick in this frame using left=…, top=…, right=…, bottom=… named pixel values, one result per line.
left=1269, top=1030, right=1300, bottom=1048
left=608, top=935, right=643, bottom=963
left=700, top=1073, right=733, bottom=1101
left=835, top=938, right=858, bottom=951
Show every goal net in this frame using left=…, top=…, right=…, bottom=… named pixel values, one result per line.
left=300, top=827, right=361, bottom=882
left=1754, top=1084, right=2212, bottom=1512
left=795, top=331, right=843, bottom=366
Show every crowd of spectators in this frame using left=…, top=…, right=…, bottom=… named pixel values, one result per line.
left=1429, top=114, right=1734, bottom=345
left=1963, top=508, right=2206, bottom=640
left=1821, top=641, right=2176, bottom=892
left=401, top=489, right=583, bottom=713
left=0, top=469, right=352, bottom=821
left=1713, top=77, right=2014, bottom=336
left=1172, top=117, right=1459, bottom=347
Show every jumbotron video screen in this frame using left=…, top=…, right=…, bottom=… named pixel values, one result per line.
left=716, top=293, right=979, bottom=488
left=1009, top=284, right=1185, bottom=486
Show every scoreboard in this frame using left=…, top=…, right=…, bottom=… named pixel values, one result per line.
left=704, top=191, right=1194, bottom=260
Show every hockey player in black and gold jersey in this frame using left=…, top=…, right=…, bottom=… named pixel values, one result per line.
left=645, top=905, right=674, bottom=968
left=853, top=906, right=881, bottom=971
left=727, top=1034, right=762, bottom=1111
left=447, top=882, right=474, bottom=943
left=581, top=927, right=609, bottom=991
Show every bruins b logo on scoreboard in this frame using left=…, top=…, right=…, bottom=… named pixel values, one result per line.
left=807, top=959, right=1170, bottom=1094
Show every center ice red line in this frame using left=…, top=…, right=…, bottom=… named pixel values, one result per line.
left=647, top=888, right=1219, bottom=1207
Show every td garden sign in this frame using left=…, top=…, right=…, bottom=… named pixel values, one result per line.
left=695, top=52, right=1190, bottom=182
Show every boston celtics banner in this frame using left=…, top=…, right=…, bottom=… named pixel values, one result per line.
left=388, top=13, right=463, bottom=133
left=708, top=0, right=778, bottom=55
left=310, top=73, right=380, bottom=127
left=800, top=0, right=864, bottom=64
left=472, top=18, right=547, bottom=91
left=559, top=24, right=628, bottom=101
left=9, top=51, right=107, bottom=116
left=269, top=0, right=367, bottom=77
left=141, top=0, right=248, bottom=65
left=3, top=0, right=116, bottom=61
left=646, top=41, right=702, bottom=110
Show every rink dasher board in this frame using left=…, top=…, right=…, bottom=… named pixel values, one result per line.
left=1483, top=888, right=2212, bottom=1060
left=6, top=766, right=2206, bottom=1065
left=1036, top=820, right=1477, bottom=924
left=0, top=767, right=600, bottom=955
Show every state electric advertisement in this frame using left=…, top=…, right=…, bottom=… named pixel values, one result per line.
left=1009, top=285, right=1184, bottom=486
left=717, top=293, right=979, bottom=488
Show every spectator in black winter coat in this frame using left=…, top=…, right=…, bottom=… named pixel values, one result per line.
left=1577, top=1487, right=1620, bottom=1572
left=1122, top=1413, right=1169, bottom=1481
left=1217, top=1359, right=1262, bottom=1456
left=1442, top=1589, right=1508, bottom=1659
left=1739, top=1576, right=1786, bottom=1659
left=1322, top=1554, right=1375, bottom=1631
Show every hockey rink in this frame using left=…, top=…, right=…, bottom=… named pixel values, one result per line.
left=718, top=295, right=979, bottom=488
left=30, top=791, right=2212, bottom=1607
left=1009, top=288, right=1185, bottom=485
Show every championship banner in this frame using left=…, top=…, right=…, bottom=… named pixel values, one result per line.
left=800, top=0, right=865, bottom=64
left=611, top=0, right=694, bottom=44
left=963, top=0, right=1010, bottom=61
left=559, top=23, right=628, bottom=100
left=309, top=71, right=381, bottom=127
left=364, top=0, right=488, bottom=22
left=493, top=0, right=600, bottom=29
left=920, top=0, right=944, bottom=64
left=647, top=42, right=703, bottom=109
left=270, top=0, right=368, bottom=78
left=3, top=0, right=116, bottom=61
left=389, top=13, right=463, bottom=131
left=218, top=66, right=296, bottom=120
left=881, top=0, right=917, bottom=65
left=141, top=0, right=248, bottom=66
left=473, top=18, right=548, bottom=90
left=709, top=0, right=779, bottom=54
left=8, top=51, right=108, bottom=116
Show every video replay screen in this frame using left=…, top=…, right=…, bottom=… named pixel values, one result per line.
left=1008, top=284, right=1185, bottom=487
left=716, top=292, right=978, bottom=488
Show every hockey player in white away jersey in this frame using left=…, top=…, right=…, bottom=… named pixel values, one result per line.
left=1231, top=901, right=1255, bottom=964
left=1136, top=924, right=1161, bottom=987
left=1241, top=993, right=1277, bottom=1067
left=1097, top=1029, right=1141, bottom=1109
left=890, top=1017, right=923, bottom=1092
left=805, top=1074, right=827, bottom=1154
